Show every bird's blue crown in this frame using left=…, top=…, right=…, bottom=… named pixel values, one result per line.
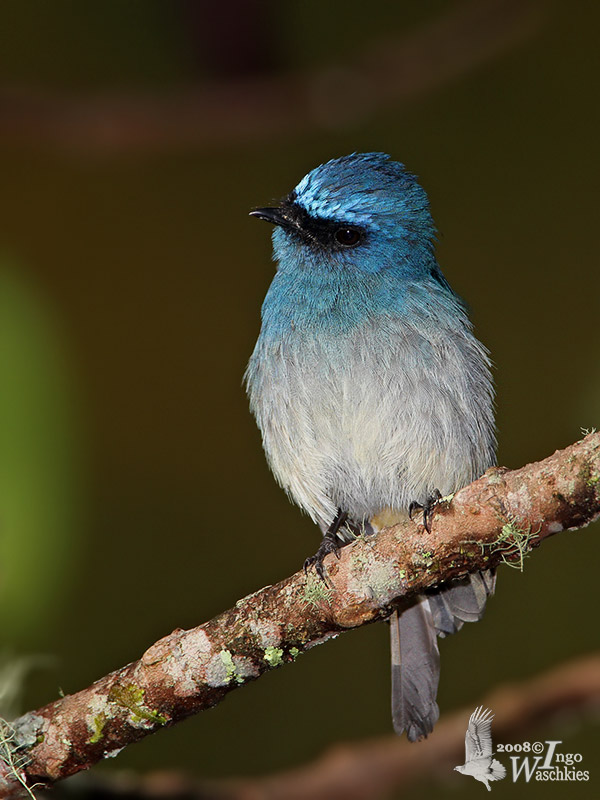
left=292, top=152, right=435, bottom=237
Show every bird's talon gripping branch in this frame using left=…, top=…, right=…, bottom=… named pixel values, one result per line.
left=410, top=489, right=443, bottom=532
left=423, top=489, right=443, bottom=532
left=304, top=534, right=341, bottom=582
left=304, top=507, right=349, bottom=581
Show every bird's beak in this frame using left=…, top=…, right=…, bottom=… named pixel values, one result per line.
left=249, top=207, right=289, bottom=228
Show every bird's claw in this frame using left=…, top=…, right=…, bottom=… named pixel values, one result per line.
left=409, top=489, right=443, bottom=532
left=304, top=535, right=340, bottom=583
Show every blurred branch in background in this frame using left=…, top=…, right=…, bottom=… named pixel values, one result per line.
left=0, top=0, right=545, bottom=154
left=1, top=432, right=599, bottom=796
left=36, top=652, right=600, bottom=799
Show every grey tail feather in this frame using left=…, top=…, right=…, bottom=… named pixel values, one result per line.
left=391, top=571, right=495, bottom=740
left=427, top=570, right=496, bottom=638
left=390, top=600, right=440, bottom=741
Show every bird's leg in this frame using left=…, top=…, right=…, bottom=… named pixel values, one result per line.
left=408, top=489, right=443, bottom=533
left=304, top=508, right=348, bottom=583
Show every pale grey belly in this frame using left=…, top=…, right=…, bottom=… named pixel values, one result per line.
left=247, top=321, right=495, bottom=530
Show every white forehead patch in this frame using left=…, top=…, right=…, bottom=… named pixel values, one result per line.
left=293, top=172, right=381, bottom=229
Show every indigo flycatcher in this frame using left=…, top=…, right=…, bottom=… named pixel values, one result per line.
left=246, top=153, right=496, bottom=741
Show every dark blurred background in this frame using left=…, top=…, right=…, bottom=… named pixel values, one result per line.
left=0, top=1, right=598, bottom=797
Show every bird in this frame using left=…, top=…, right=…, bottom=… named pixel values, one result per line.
left=454, top=706, right=506, bottom=790
left=245, top=152, right=496, bottom=741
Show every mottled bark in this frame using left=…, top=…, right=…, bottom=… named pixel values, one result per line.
left=2, top=432, right=599, bottom=796
left=36, top=652, right=600, bottom=800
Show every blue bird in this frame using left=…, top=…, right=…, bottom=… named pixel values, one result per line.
left=246, top=153, right=496, bottom=741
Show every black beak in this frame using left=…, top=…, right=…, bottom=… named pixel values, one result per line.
left=249, top=207, right=289, bottom=227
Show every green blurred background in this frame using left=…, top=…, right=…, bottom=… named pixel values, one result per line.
left=0, top=0, right=598, bottom=797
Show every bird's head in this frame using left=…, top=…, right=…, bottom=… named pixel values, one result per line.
left=454, top=765, right=466, bottom=774
left=250, top=153, right=437, bottom=277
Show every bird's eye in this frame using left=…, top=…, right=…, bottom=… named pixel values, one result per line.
left=334, top=227, right=362, bottom=247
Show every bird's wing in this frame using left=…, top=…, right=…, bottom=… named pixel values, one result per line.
left=428, top=571, right=495, bottom=636
left=465, top=706, right=495, bottom=761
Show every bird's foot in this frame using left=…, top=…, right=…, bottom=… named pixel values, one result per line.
left=304, top=508, right=348, bottom=583
left=303, top=535, right=341, bottom=583
left=408, top=489, right=443, bottom=533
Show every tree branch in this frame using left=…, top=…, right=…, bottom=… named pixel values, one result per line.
left=35, top=652, right=600, bottom=799
left=3, top=432, right=600, bottom=795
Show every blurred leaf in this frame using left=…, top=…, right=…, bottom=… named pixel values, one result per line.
left=0, top=260, right=82, bottom=638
